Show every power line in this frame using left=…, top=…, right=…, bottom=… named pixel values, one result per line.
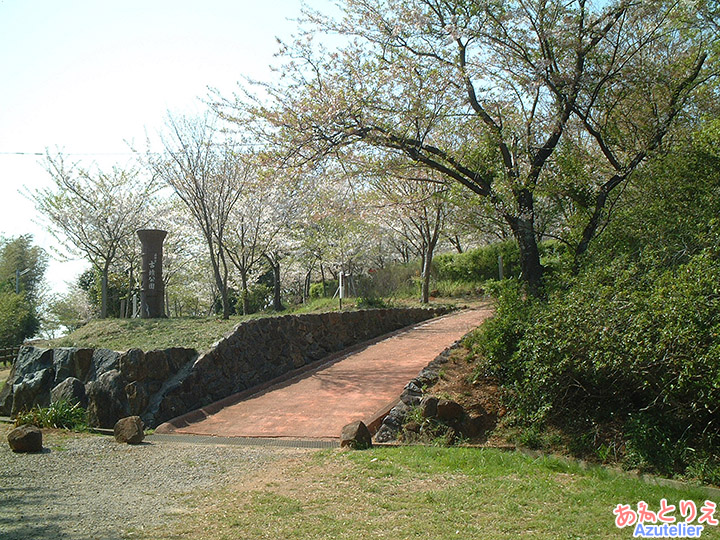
left=0, top=151, right=144, bottom=156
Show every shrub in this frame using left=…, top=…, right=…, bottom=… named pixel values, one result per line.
left=15, top=400, right=89, bottom=431
left=356, top=296, right=393, bottom=309
left=477, top=252, right=720, bottom=479
left=309, top=280, right=338, bottom=299
left=434, top=241, right=520, bottom=283
left=431, top=280, right=485, bottom=298
left=0, top=291, right=39, bottom=348
left=245, top=283, right=272, bottom=313
left=464, top=279, right=540, bottom=382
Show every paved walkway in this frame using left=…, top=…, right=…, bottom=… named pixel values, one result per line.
left=157, top=307, right=492, bottom=440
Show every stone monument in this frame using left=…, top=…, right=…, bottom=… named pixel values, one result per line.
left=137, top=229, right=167, bottom=318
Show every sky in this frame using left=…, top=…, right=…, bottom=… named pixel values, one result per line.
left=0, top=0, right=320, bottom=296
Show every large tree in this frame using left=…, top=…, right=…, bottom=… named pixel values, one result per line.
left=218, top=0, right=717, bottom=295
left=0, top=234, right=48, bottom=302
left=368, top=165, right=449, bottom=303
left=35, top=154, right=154, bottom=318
left=223, top=173, right=287, bottom=315
left=150, top=114, right=253, bottom=319
left=0, top=235, right=48, bottom=344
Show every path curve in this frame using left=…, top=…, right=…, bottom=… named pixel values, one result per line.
left=158, top=307, right=492, bottom=440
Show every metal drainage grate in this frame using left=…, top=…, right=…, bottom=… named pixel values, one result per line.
left=147, top=433, right=339, bottom=449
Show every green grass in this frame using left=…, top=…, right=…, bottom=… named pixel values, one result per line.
left=36, top=315, right=254, bottom=352
left=0, top=365, right=10, bottom=391
left=432, top=279, right=487, bottom=298
left=132, top=446, right=720, bottom=540
left=33, top=299, right=351, bottom=352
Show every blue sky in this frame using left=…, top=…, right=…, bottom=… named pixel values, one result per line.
left=0, top=0, right=319, bottom=294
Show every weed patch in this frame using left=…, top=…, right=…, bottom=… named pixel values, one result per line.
left=14, top=400, right=88, bottom=431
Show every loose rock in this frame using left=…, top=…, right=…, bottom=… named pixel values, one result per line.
left=7, top=424, right=43, bottom=453
left=340, top=420, right=372, bottom=449
left=420, top=396, right=439, bottom=419
left=114, top=416, right=145, bottom=444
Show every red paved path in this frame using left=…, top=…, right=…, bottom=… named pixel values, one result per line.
left=158, top=308, right=492, bottom=440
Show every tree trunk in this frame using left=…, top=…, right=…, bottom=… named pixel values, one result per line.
left=210, top=265, right=231, bottom=319
left=219, top=287, right=230, bottom=319
left=572, top=181, right=614, bottom=273
left=451, top=234, right=463, bottom=254
left=505, top=190, right=543, bottom=297
left=125, top=265, right=134, bottom=318
left=320, top=264, right=327, bottom=297
left=421, top=220, right=441, bottom=304
left=265, top=254, right=284, bottom=311
left=272, top=262, right=283, bottom=311
left=208, top=243, right=231, bottom=320
left=100, top=265, right=109, bottom=319
left=304, top=270, right=311, bottom=302
left=421, top=250, right=432, bottom=304
left=240, top=270, right=250, bottom=315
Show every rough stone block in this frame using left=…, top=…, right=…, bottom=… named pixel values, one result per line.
left=436, top=399, right=464, bottom=422
left=51, top=377, right=88, bottom=408
left=341, top=420, right=372, bottom=449
left=7, top=424, right=43, bottom=453
left=12, top=368, right=54, bottom=416
left=86, top=369, right=130, bottom=428
left=420, top=396, right=439, bottom=419
left=114, top=416, right=145, bottom=444
left=119, top=349, right=147, bottom=382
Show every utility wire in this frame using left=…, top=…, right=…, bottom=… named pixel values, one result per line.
left=0, top=151, right=144, bottom=156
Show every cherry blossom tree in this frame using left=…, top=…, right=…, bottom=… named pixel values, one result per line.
left=150, top=114, right=252, bottom=319
left=35, top=154, right=154, bottom=318
left=216, top=0, right=717, bottom=296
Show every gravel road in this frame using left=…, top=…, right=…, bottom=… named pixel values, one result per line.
left=0, top=428, right=313, bottom=540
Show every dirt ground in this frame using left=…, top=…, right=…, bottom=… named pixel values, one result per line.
left=426, top=345, right=511, bottom=446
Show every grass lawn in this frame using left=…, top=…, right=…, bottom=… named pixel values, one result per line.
left=31, top=302, right=345, bottom=352
left=34, top=315, right=254, bottom=352
left=132, top=446, right=720, bottom=540
left=31, top=297, right=466, bottom=352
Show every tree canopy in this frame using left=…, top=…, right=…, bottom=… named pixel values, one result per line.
left=218, top=0, right=718, bottom=295
left=34, top=154, right=155, bottom=318
left=0, top=235, right=47, bottom=345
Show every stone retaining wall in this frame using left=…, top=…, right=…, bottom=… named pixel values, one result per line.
left=0, top=346, right=197, bottom=429
left=0, top=307, right=446, bottom=429
left=153, top=307, right=446, bottom=426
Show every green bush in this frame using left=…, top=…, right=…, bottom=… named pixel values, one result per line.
left=356, top=296, right=393, bottom=309
left=0, top=291, right=40, bottom=348
left=464, top=279, right=539, bottom=382
left=475, top=252, right=720, bottom=479
left=469, top=122, right=720, bottom=481
left=15, top=400, right=89, bottom=431
left=434, top=241, right=520, bottom=283
left=357, top=263, right=421, bottom=299
left=431, top=280, right=485, bottom=297
left=309, top=280, right=338, bottom=299
left=245, top=283, right=272, bottom=313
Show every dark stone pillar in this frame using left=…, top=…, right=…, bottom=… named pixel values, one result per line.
left=137, top=229, right=167, bottom=318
